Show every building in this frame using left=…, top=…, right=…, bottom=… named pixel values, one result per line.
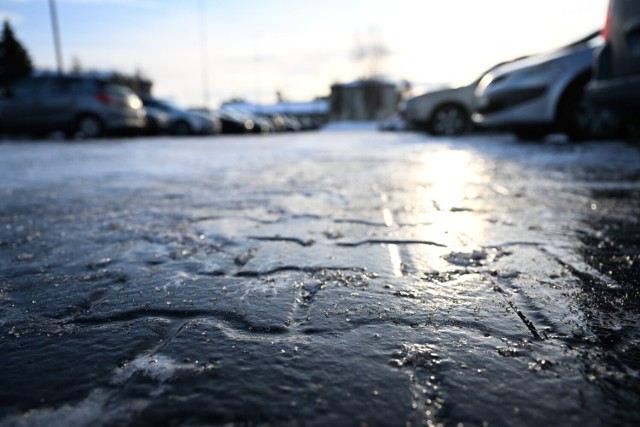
left=330, top=79, right=402, bottom=121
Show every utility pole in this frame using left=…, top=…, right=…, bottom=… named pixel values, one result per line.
left=49, top=0, right=64, bottom=74
left=198, top=0, right=210, bottom=108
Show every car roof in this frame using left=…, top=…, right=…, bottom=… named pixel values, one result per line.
left=483, top=31, right=601, bottom=78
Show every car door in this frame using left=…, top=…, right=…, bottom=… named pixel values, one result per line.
left=1, top=77, right=48, bottom=133
left=37, top=76, right=80, bottom=132
left=610, top=0, right=640, bottom=77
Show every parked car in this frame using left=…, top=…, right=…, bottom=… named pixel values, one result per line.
left=402, top=80, right=482, bottom=136
left=140, top=96, right=215, bottom=136
left=280, top=115, right=303, bottom=132
left=0, top=74, right=146, bottom=138
left=250, top=113, right=274, bottom=134
left=473, top=31, right=623, bottom=141
left=143, top=105, right=170, bottom=135
left=216, top=108, right=256, bottom=134
left=587, top=0, right=640, bottom=135
left=187, top=108, right=222, bottom=134
left=402, top=64, right=513, bottom=136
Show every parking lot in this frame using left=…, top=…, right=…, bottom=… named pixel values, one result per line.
left=1, top=129, right=639, bottom=426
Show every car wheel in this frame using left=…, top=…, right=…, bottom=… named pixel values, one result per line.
left=560, top=80, right=623, bottom=141
left=75, top=115, right=104, bottom=139
left=429, top=105, right=469, bottom=136
left=172, top=121, right=192, bottom=136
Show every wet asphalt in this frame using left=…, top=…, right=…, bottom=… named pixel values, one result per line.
left=0, top=130, right=639, bottom=426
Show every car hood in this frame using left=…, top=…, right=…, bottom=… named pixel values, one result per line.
left=487, top=35, right=600, bottom=78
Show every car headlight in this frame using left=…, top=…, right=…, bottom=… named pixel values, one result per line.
left=129, top=96, right=143, bottom=109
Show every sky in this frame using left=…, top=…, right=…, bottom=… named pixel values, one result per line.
left=1, top=0, right=609, bottom=108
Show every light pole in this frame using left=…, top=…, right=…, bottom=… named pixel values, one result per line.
left=49, top=0, right=64, bottom=74
left=198, top=0, right=210, bottom=108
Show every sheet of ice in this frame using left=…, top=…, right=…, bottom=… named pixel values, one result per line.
left=320, top=121, right=379, bottom=132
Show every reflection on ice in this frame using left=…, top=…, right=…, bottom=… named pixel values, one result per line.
left=415, top=148, right=488, bottom=248
left=418, top=150, right=483, bottom=211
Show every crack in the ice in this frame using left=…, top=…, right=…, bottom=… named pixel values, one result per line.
left=189, top=215, right=280, bottom=225
left=237, top=266, right=368, bottom=277
left=491, top=279, right=544, bottom=340
left=248, top=236, right=316, bottom=247
left=337, top=239, right=446, bottom=248
left=69, top=308, right=290, bottom=335
left=333, top=218, right=388, bottom=227
left=508, top=300, right=543, bottom=340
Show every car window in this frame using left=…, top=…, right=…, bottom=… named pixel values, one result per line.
left=158, top=99, right=180, bottom=110
left=9, top=78, right=47, bottom=98
left=142, top=98, right=162, bottom=109
left=104, top=83, right=133, bottom=96
left=49, top=77, right=86, bottom=95
left=145, top=99, right=177, bottom=112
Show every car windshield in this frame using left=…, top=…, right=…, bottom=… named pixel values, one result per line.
left=465, top=60, right=519, bottom=86
left=567, top=30, right=602, bottom=48
left=142, top=98, right=180, bottom=112
left=157, top=99, right=181, bottom=111
left=220, top=108, right=250, bottom=121
left=103, top=83, right=134, bottom=96
left=8, top=77, right=46, bottom=98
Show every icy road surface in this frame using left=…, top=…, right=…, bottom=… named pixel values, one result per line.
left=1, top=130, right=639, bottom=426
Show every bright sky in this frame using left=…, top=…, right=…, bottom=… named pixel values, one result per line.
left=1, top=0, right=608, bottom=108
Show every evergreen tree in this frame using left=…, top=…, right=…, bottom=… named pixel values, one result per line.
left=0, top=20, right=33, bottom=88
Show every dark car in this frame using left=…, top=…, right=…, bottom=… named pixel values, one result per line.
left=588, top=0, right=640, bottom=134
left=217, top=108, right=256, bottom=134
left=140, top=96, right=215, bottom=136
left=0, top=74, right=146, bottom=138
left=142, top=105, right=170, bottom=135
left=187, top=108, right=223, bottom=135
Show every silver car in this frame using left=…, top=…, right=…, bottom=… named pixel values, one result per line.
left=140, top=96, right=215, bottom=136
left=402, top=82, right=477, bottom=136
left=473, top=31, right=622, bottom=141
left=0, top=74, right=146, bottom=138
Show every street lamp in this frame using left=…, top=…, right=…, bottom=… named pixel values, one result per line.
left=49, top=0, right=64, bottom=74
left=198, top=0, right=210, bottom=108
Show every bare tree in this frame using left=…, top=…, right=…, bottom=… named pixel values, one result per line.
left=70, top=56, right=83, bottom=74
left=351, top=27, right=391, bottom=79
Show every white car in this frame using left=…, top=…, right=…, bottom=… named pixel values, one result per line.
left=473, top=31, right=622, bottom=141
left=402, top=82, right=477, bottom=136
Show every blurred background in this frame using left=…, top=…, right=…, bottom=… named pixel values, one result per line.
left=6, top=0, right=637, bottom=142
left=0, top=0, right=607, bottom=107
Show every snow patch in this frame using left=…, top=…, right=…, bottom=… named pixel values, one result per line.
left=112, top=354, right=176, bottom=385
left=1, top=389, right=145, bottom=427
